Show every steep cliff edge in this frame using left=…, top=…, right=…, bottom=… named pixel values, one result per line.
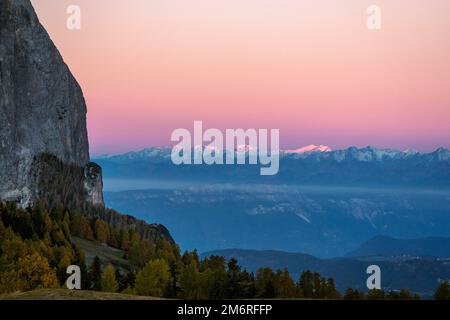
left=0, top=0, right=173, bottom=245
left=0, top=0, right=102, bottom=206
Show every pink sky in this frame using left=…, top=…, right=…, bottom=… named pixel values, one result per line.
left=31, top=0, right=450, bottom=155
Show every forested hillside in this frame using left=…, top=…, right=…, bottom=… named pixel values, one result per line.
left=2, top=201, right=444, bottom=300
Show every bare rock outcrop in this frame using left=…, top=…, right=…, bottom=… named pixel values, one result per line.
left=0, top=0, right=102, bottom=207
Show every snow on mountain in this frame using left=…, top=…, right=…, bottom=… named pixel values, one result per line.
left=284, top=144, right=332, bottom=154
left=95, top=147, right=172, bottom=161
left=94, top=145, right=450, bottom=165
left=330, top=146, right=403, bottom=162
left=282, top=146, right=420, bottom=162
left=433, top=147, right=450, bottom=161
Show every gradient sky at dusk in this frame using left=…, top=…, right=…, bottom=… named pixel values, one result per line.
left=31, top=0, right=450, bottom=155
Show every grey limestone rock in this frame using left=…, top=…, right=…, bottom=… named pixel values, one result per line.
left=0, top=0, right=103, bottom=207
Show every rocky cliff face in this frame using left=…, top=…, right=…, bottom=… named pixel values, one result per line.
left=0, top=0, right=103, bottom=207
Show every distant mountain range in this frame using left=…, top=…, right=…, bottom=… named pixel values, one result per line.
left=346, top=235, right=450, bottom=258
left=95, top=146, right=450, bottom=187
left=97, top=145, right=450, bottom=162
left=201, top=248, right=450, bottom=297
left=97, top=145, right=450, bottom=258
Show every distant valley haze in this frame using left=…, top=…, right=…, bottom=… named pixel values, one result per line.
left=97, top=145, right=450, bottom=258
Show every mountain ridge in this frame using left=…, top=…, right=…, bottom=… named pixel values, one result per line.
left=346, top=235, right=450, bottom=258
left=95, top=145, right=450, bottom=189
left=95, top=145, right=450, bottom=162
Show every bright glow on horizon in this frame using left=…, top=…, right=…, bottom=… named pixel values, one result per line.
left=31, top=0, right=450, bottom=155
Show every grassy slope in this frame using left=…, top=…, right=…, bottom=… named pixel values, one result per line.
left=72, top=237, right=130, bottom=271
left=0, top=289, right=159, bottom=300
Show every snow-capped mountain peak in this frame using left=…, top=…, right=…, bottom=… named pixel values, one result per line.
left=284, top=144, right=332, bottom=154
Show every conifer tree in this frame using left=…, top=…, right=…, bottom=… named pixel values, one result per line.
left=298, top=270, right=314, bottom=298
left=274, top=268, right=296, bottom=298
left=324, top=278, right=341, bottom=299
left=434, top=280, right=450, bottom=300
left=89, top=256, right=102, bottom=290
left=178, top=262, right=204, bottom=299
left=255, top=267, right=275, bottom=298
left=100, top=264, right=119, bottom=293
left=94, top=219, right=110, bottom=244
left=135, top=259, right=172, bottom=297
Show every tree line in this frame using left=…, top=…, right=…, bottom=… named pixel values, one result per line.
left=1, top=201, right=449, bottom=299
